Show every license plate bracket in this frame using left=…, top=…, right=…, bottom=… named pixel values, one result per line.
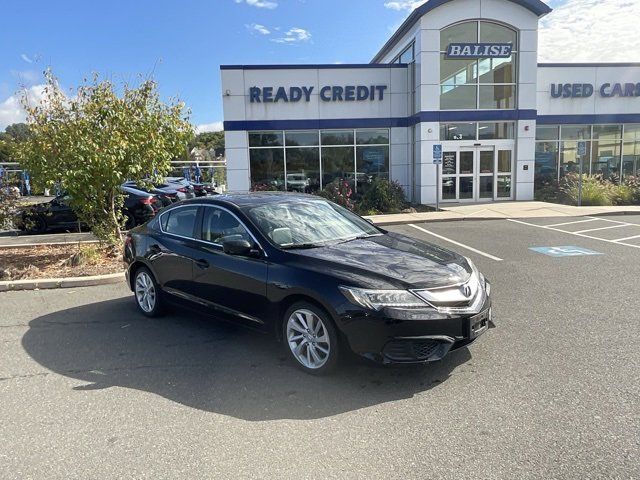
left=470, top=308, right=491, bottom=339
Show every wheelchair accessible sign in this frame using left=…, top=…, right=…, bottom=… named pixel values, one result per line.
left=529, top=246, right=603, bottom=258
left=433, top=144, right=443, bottom=165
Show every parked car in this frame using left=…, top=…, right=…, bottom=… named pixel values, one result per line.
left=122, top=181, right=179, bottom=207
left=17, top=186, right=163, bottom=234
left=124, top=193, right=492, bottom=375
left=164, top=177, right=196, bottom=200
left=191, top=182, right=218, bottom=197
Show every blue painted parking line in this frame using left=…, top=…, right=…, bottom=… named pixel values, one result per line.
left=529, top=246, right=603, bottom=258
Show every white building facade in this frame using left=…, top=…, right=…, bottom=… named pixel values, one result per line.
left=221, top=0, right=640, bottom=204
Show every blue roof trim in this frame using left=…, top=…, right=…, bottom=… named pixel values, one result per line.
left=538, top=63, right=640, bottom=68
left=220, top=64, right=408, bottom=71
left=371, top=0, right=552, bottom=63
left=537, top=114, right=640, bottom=125
left=224, top=110, right=538, bottom=131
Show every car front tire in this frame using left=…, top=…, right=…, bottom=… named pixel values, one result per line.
left=283, top=302, right=339, bottom=375
left=133, top=267, right=164, bottom=317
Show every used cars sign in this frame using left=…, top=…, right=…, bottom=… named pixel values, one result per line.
left=446, top=43, right=513, bottom=59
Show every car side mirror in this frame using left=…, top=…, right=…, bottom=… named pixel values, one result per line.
left=223, top=238, right=255, bottom=257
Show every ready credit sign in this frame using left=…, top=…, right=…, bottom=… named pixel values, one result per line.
left=446, top=43, right=513, bottom=59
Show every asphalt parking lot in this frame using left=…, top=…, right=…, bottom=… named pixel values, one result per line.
left=1, top=215, right=639, bottom=479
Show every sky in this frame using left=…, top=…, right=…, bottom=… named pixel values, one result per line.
left=1, top=0, right=639, bottom=133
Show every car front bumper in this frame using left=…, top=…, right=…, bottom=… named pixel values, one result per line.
left=337, top=296, right=492, bottom=365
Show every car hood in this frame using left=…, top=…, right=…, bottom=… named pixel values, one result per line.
left=288, top=232, right=472, bottom=290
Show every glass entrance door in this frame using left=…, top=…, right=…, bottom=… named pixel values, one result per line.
left=440, top=146, right=514, bottom=202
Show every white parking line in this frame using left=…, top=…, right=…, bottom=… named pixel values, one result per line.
left=613, top=234, right=640, bottom=242
left=573, top=224, right=632, bottom=234
left=547, top=218, right=600, bottom=228
left=408, top=224, right=504, bottom=262
left=507, top=219, right=640, bottom=250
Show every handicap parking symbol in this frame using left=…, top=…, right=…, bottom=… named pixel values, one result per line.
left=529, top=246, right=603, bottom=258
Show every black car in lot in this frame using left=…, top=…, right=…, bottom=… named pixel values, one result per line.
left=122, top=181, right=180, bottom=207
left=124, top=193, right=492, bottom=374
left=17, top=186, right=164, bottom=234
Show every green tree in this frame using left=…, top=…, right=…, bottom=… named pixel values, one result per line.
left=0, top=138, right=14, bottom=163
left=4, top=123, right=30, bottom=142
left=192, top=130, right=224, bottom=154
left=18, top=70, right=193, bottom=245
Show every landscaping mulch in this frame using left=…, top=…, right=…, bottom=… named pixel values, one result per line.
left=0, top=244, right=124, bottom=281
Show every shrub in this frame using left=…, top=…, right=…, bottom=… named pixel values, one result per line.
left=317, top=179, right=355, bottom=211
left=358, top=177, right=406, bottom=214
left=623, top=175, right=640, bottom=204
left=559, top=174, right=612, bottom=206
left=609, top=184, right=634, bottom=205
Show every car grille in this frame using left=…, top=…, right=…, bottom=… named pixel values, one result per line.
left=382, top=339, right=453, bottom=362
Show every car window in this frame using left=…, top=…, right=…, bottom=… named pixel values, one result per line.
left=201, top=207, right=252, bottom=245
left=162, top=206, right=198, bottom=238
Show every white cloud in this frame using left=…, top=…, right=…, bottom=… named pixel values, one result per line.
left=271, top=27, right=312, bottom=44
left=539, top=0, right=640, bottom=62
left=20, top=53, right=33, bottom=64
left=196, top=121, right=224, bottom=133
left=246, top=23, right=271, bottom=35
left=383, top=0, right=423, bottom=11
left=234, top=0, right=278, bottom=9
left=0, top=85, right=46, bottom=130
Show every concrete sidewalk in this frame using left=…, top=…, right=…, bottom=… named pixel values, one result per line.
left=366, top=201, right=640, bottom=225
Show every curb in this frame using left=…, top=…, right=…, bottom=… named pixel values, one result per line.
left=0, top=239, right=100, bottom=249
left=0, top=272, right=125, bottom=292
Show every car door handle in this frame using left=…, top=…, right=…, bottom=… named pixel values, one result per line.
left=195, top=259, right=209, bottom=270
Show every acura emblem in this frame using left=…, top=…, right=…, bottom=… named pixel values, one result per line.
left=462, top=285, right=472, bottom=298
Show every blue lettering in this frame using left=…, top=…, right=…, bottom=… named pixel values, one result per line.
left=274, top=87, right=288, bottom=103
left=624, top=83, right=635, bottom=97
left=345, top=86, right=356, bottom=101
left=301, top=86, right=314, bottom=102
left=357, top=86, right=369, bottom=100
left=562, top=84, right=572, bottom=98
left=611, top=83, right=623, bottom=97
left=600, top=83, right=611, bottom=97
left=636, top=83, right=640, bottom=96
left=375, top=85, right=387, bottom=100
left=289, top=87, right=302, bottom=102
left=332, top=86, right=344, bottom=101
left=571, top=84, right=581, bottom=97
left=320, top=86, right=331, bottom=102
left=583, top=84, right=594, bottom=97
left=550, top=84, right=562, bottom=98
left=249, top=87, right=261, bottom=103
left=263, top=87, right=273, bottom=103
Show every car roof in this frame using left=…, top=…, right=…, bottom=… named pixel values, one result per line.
left=180, top=191, right=321, bottom=208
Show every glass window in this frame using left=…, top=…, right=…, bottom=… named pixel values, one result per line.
left=592, top=124, right=622, bottom=140
left=356, top=129, right=390, bottom=145
left=321, top=147, right=355, bottom=186
left=623, top=124, right=640, bottom=142
left=250, top=148, right=285, bottom=191
left=440, top=85, right=477, bottom=110
left=356, top=146, right=389, bottom=183
left=321, top=130, right=354, bottom=146
left=479, top=22, right=518, bottom=47
left=459, top=151, right=474, bottom=174
left=497, top=150, right=512, bottom=173
left=441, top=22, right=477, bottom=46
left=285, top=131, right=318, bottom=147
left=459, top=177, right=474, bottom=199
left=479, top=84, right=515, bottom=109
left=536, top=126, right=560, bottom=141
left=399, top=44, right=414, bottom=63
left=497, top=176, right=512, bottom=198
left=622, top=141, right=640, bottom=178
left=440, top=123, right=476, bottom=141
left=440, top=56, right=478, bottom=85
left=479, top=177, right=493, bottom=199
left=478, top=122, right=515, bottom=140
left=201, top=207, right=252, bottom=245
left=561, top=125, right=591, bottom=141
left=535, top=142, right=559, bottom=185
left=478, top=57, right=515, bottom=84
left=560, top=141, right=590, bottom=177
left=249, top=131, right=283, bottom=147
left=480, top=151, right=494, bottom=173
left=442, top=151, right=457, bottom=175
left=285, top=148, right=321, bottom=193
left=591, top=140, right=621, bottom=177
left=162, top=206, right=198, bottom=238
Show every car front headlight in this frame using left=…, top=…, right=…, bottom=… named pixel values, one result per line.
left=339, top=286, right=428, bottom=311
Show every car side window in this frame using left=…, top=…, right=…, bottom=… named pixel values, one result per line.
left=201, top=207, right=252, bottom=245
left=162, top=206, right=198, bottom=238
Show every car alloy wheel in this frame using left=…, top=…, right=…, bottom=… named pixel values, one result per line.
left=286, top=308, right=331, bottom=370
left=135, top=271, right=157, bottom=313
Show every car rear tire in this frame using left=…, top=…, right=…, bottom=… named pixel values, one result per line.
left=133, top=267, right=164, bottom=317
left=26, top=215, right=47, bottom=234
left=283, top=302, right=339, bottom=375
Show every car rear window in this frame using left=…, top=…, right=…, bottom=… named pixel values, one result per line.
left=161, top=206, right=198, bottom=238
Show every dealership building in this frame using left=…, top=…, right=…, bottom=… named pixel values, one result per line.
left=221, top=0, right=640, bottom=204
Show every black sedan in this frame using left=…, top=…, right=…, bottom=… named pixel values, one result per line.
left=124, top=193, right=492, bottom=374
left=17, top=186, right=164, bottom=234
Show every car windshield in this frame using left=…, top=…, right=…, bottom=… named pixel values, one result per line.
left=245, top=199, right=381, bottom=248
